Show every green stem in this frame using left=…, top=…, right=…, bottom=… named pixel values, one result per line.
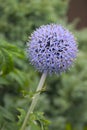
left=20, top=73, right=47, bottom=130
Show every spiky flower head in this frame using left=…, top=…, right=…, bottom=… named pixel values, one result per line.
left=27, top=24, right=78, bottom=74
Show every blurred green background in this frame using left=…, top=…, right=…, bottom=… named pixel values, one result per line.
left=0, top=0, right=87, bottom=130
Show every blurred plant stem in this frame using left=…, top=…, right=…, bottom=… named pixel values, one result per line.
left=20, top=72, right=47, bottom=130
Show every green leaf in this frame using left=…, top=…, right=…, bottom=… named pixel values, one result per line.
left=9, top=68, right=29, bottom=87
left=0, top=77, right=9, bottom=85
left=29, top=112, right=51, bottom=130
left=0, top=106, right=15, bottom=122
left=0, top=40, right=25, bottom=75
left=0, top=48, right=13, bottom=75
left=0, top=40, right=25, bottom=59
left=17, top=108, right=26, bottom=126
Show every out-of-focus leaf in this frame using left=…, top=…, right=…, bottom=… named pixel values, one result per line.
left=0, top=77, right=9, bottom=85
left=0, top=40, right=25, bottom=59
left=0, top=48, right=13, bottom=75
left=0, top=106, right=15, bottom=122
left=0, top=40, right=25, bottom=75
left=9, top=68, right=29, bottom=87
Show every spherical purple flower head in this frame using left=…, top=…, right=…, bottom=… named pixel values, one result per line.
left=27, top=24, right=77, bottom=74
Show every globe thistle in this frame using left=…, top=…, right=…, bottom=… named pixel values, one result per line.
left=27, top=24, right=78, bottom=74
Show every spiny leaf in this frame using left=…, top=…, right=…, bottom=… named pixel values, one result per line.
left=0, top=48, right=13, bottom=75
left=29, top=112, right=51, bottom=130
left=0, top=40, right=25, bottom=59
left=0, top=40, right=25, bottom=75
left=17, top=108, right=26, bottom=126
left=9, top=68, right=29, bottom=87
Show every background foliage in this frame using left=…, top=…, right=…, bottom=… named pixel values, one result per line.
left=0, top=0, right=87, bottom=130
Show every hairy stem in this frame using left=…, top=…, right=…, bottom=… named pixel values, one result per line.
left=20, top=73, right=47, bottom=130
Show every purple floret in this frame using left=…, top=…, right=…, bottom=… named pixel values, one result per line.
left=27, top=24, right=78, bottom=74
